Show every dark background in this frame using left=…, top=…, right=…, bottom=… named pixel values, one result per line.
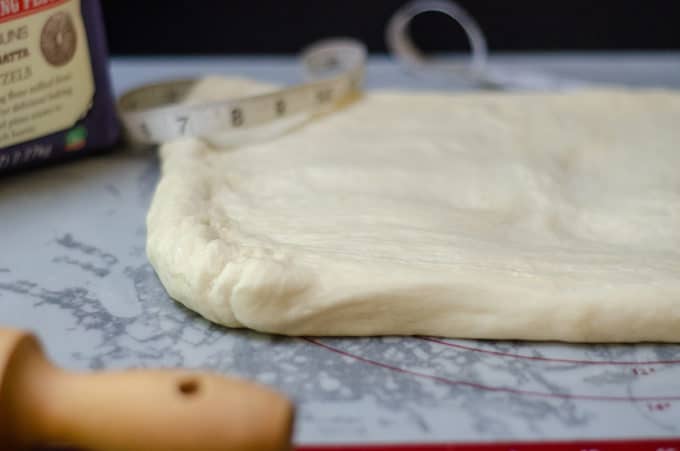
left=101, top=0, right=680, bottom=55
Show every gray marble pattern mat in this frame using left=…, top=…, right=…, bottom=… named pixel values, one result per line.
left=1, top=55, right=680, bottom=444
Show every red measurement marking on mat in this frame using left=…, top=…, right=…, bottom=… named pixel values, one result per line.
left=647, top=402, right=672, bottom=412
left=302, top=338, right=680, bottom=402
left=298, top=437, right=680, bottom=451
left=421, top=337, right=680, bottom=366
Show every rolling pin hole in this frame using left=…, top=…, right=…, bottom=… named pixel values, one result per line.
left=176, top=376, right=201, bottom=396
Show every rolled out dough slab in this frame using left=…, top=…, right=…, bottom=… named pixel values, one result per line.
left=146, top=79, right=680, bottom=342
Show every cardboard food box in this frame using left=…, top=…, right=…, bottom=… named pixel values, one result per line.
left=0, top=0, right=118, bottom=174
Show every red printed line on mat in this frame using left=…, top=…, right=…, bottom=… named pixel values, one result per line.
left=302, top=338, right=680, bottom=401
left=420, top=337, right=680, bottom=365
left=297, top=437, right=680, bottom=451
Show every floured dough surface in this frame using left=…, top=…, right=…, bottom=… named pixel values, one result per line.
left=147, top=78, right=680, bottom=342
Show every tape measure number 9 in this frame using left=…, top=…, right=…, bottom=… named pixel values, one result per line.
left=117, top=38, right=367, bottom=145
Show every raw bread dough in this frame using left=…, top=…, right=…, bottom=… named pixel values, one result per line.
left=147, top=78, right=680, bottom=342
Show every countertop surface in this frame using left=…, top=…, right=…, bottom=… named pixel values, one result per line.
left=2, top=53, right=680, bottom=446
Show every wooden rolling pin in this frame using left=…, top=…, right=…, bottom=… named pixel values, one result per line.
left=0, top=328, right=294, bottom=451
